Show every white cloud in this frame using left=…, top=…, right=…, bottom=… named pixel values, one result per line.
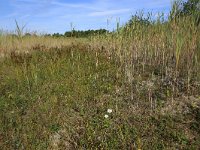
left=89, top=9, right=131, bottom=17
left=51, top=1, right=91, bottom=9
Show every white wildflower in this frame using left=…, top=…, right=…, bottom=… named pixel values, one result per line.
left=107, top=109, right=112, bottom=113
left=104, top=114, right=109, bottom=118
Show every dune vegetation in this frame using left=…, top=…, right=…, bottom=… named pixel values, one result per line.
left=0, top=0, right=200, bottom=149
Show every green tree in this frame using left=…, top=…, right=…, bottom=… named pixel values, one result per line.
left=181, top=0, right=200, bottom=15
left=170, top=0, right=200, bottom=25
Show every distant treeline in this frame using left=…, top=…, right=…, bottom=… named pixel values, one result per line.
left=4, top=29, right=109, bottom=38
left=47, top=29, right=109, bottom=38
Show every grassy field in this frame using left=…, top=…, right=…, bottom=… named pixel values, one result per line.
left=0, top=13, right=200, bottom=149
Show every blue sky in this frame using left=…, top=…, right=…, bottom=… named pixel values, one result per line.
left=0, top=0, right=172, bottom=34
